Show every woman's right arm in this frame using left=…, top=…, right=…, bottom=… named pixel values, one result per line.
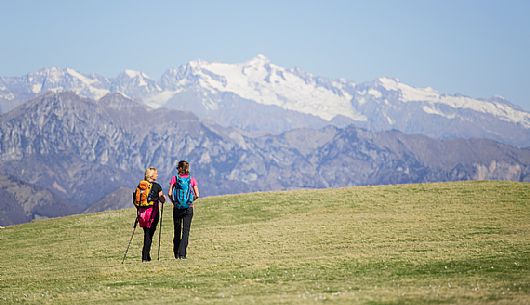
left=168, top=184, right=173, bottom=200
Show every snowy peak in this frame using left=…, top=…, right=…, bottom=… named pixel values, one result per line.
left=121, top=69, right=149, bottom=79
left=360, top=77, right=530, bottom=128
left=111, top=69, right=161, bottom=98
left=243, top=54, right=272, bottom=69
left=159, top=62, right=207, bottom=91
left=247, top=53, right=270, bottom=64
left=158, top=56, right=364, bottom=121
left=27, top=67, right=74, bottom=94
left=25, top=67, right=109, bottom=99
left=376, top=77, right=440, bottom=102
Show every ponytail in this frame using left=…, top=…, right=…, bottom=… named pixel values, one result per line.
left=177, top=160, right=189, bottom=175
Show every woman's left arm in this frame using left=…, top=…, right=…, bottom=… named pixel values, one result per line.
left=193, top=185, right=199, bottom=199
left=159, top=190, right=166, bottom=203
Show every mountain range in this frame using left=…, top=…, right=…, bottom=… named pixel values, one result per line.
left=1, top=92, right=529, bottom=225
left=1, top=55, right=529, bottom=146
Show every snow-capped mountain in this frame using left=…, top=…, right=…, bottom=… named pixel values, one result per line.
left=1, top=55, right=529, bottom=146
left=154, top=54, right=364, bottom=121
left=360, top=77, right=529, bottom=128
left=110, top=69, right=162, bottom=99
left=0, top=67, right=110, bottom=112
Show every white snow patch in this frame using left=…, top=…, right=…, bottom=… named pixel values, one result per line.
left=439, top=96, right=530, bottom=127
left=43, top=67, right=65, bottom=81
left=422, top=106, right=456, bottom=119
left=145, top=90, right=177, bottom=108
left=123, top=69, right=150, bottom=87
left=32, top=83, right=42, bottom=94
left=89, top=87, right=110, bottom=100
left=379, top=77, right=440, bottom=102
left=124, top=69, right=144, bottom=78
left=66, top=68, right=96, bottom=85
left=368, top=89, right=382, bottom=98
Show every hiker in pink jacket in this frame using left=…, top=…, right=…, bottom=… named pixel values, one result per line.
left=168, top=160, right=199, bottom=259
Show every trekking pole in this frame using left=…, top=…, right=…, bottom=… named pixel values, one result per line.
left=121, top=214, right=139, bottom=264
left=158, top=202, right=164, bottom=261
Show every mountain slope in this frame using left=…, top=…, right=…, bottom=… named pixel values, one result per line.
left=0, top=174, right=79, bottom=226
left=0, top=181, right=528, bottom=304
left=1, top=92, right=529, bottom=225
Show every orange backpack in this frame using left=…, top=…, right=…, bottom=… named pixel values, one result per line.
left=133, top=180, right=154, bottom=207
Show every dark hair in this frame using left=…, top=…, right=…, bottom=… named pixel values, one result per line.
left=177, top=160, right=189, bottom=175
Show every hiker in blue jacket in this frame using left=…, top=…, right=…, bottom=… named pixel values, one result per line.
left=168, top=160, right=199, bottom=260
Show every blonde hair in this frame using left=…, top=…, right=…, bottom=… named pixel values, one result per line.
left=144, top=167, right=158, bottom=182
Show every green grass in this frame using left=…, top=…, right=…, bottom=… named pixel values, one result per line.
left=0, top=180, right=529, bottom=304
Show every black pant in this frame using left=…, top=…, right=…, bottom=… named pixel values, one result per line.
left=142, top=213, right=159, bottom=261
left=173, top=207, right=193, bottom=258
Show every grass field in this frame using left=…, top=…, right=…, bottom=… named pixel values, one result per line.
left=0, top=181, right=529, bottom=304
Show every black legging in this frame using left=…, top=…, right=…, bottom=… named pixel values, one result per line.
left=173, top=207, right=193, bottom=258
left=142, top=213, right=159, bottom=261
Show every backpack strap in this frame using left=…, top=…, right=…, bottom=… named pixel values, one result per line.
left=171, top=175, right=178, bottom=203
left=187, top=175, right=194, bottom=202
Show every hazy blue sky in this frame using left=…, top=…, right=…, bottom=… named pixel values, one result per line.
left=1, top=0, right=529, bottom=110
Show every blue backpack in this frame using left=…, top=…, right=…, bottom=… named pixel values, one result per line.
left=172, top=175, right=194, bottom=209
